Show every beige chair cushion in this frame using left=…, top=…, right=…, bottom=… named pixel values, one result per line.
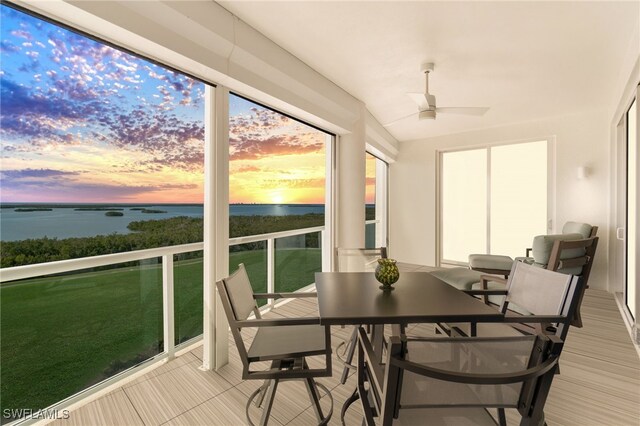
left=562, top=221, right=593, bottom=238
left=429, top=268, right=482, bottom=290
left=532, top=233, right=586, bottom=274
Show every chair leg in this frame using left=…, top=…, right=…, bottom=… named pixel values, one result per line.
left=341, top=388, right=359, bottom=425
left=255, top=379, right=271, bottom=407
left=340, top=327, right=358, bottom=384
left=497, top=408, right=506, bottom=426
left=304, top=378, right=325, bottom=423
left=259, top=378, right=279, bottom=426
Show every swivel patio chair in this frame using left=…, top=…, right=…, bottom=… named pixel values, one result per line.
left=431, top=235, right=598, bottom=327
left=335, top=247, right=387, bottom=385
left=358, top=327, right=564, bottom=426
left=217, top=264, right=333, bottom=426
left=439, top=261, right=583, bottom=342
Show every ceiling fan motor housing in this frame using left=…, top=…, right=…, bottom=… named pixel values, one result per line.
left=419, top=110, right=436, bottom=120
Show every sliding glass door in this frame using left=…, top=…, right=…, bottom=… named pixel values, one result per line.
left=440, top=140, right=549, bottom=264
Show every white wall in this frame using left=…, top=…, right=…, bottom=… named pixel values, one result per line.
left=390, top=109, right=611, bottom=289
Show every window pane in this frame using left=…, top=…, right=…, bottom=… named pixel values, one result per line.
left=174, top=250, right=203, bottom=346
left=275, top=232, right=321, bottom=293
left=365, top=153, right=377, bottom=248
left=490, top=141, right=547, bottom=258
left=0, top=260, right=162, bottom=418
left=627, top=99, right=637, bottom=320
left=442, top=149, right=487, bottom=262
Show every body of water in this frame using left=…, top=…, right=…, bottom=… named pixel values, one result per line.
left=0, top=204, right=325, bottom=241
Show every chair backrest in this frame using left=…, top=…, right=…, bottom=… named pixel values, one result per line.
left=547, top=236, right=599, bottom=327
left=216, top=264, right=260, bottom=369
left=223, top=263, right=259, bottom=321
left=531, top=234, right=598, bottom=277
left=502, top=262, right=582, bottom=339
left=562, top=221, right=598, bottom=238
left=336, top=247, right=387, bottom=272
left=380, top=332, right=563, bottom=425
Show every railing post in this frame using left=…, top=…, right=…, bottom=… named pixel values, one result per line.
left=267, top=238, right=275, bottom=307
left=321, top=230, right=330, bottom=272
left=162, top=254, right=175, bottom=360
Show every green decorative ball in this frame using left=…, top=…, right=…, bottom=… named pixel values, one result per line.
left=375, top=258, right=400, bottom=289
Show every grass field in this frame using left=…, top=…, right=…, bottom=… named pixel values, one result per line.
left=0, top=248, right=321, bottom=414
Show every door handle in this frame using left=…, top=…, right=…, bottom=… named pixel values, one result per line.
left=617, top=227, right=625, bottom=240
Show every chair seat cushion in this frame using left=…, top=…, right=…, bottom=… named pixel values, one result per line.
left=447, top=321, right=524, bottom=338
left=468, top=254, right=514, bottom=272
left=429, top=268, right=483, bottom=290
left=248, top=324, right=326, bottom=361
left=394, top=407, right=498, bottom=425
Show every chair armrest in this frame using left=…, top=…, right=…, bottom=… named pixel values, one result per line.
left=525, top=248, right=532, bottom=257
left=503, top=314, right=567, bottom=323
left=235, top=317, right=321, bottom=327
left=391, top=354, right=558, bottom=385
left=475, top=274, right=507, bottom=304
left=253, top=292, right=317, bottom=300
left=480, top=275, right=507, bottom=286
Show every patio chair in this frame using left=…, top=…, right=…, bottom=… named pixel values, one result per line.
left=439, top=261, right=583, bottom=342
left=335, top=247, right=387, bottom=384
left=359, top=328, right=564, bottom=426
left=468, top=221, right=598, bottom=276
left=216, top=264, right=333, bottom=426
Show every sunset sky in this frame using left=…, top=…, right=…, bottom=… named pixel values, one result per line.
left=0, top=5, right=330, bottom=205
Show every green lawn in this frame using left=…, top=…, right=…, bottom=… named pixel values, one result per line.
left=0, top=248, right=320, bottom=414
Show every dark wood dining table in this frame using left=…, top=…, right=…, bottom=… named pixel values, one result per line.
left=314, top=271, right=505, bottom=425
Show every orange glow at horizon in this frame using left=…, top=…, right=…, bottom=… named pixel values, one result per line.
left=229, top=95, right=327, bottom=205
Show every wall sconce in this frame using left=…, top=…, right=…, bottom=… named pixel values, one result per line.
left=577, top=166, right=589, bottom=180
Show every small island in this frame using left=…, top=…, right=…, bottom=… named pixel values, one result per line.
left=130, top=208, right=146, bottom=211
left=14, top=208, right=53, bottom=212
left=105, top=211, right=124, bottom=217
left=75, top=208, right=124, bottom=211
left=141, top=209, right=167, bottom=214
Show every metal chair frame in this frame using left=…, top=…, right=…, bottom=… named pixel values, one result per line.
left=217, top=265, right=333, bottom=426
left=358, top=328, right=564, bottom=426
left=439, top=261, right=583, bottom=342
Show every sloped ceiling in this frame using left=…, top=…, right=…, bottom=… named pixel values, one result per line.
left=219, top=1, right=640, bottom=142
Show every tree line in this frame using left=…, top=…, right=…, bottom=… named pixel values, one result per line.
left=1, top=214, right=329, bottom=268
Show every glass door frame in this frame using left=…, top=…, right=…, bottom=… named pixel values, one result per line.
left=436, top=137, right=556, bottom=267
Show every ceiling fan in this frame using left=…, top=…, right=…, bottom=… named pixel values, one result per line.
left=384, top=63, right=489, bottom=127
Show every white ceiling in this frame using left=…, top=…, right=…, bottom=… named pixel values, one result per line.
left=218, top=1, right=639, bottom=142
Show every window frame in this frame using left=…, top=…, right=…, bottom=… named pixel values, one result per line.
left=365, top=150, right=389, bottom=249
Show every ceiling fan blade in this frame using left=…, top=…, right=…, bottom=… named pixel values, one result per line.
left=435, top=107, right=489, bottom=116
left=383, top=111, right=419, bottom=127
left=407, top=92, right=430, bottom=110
